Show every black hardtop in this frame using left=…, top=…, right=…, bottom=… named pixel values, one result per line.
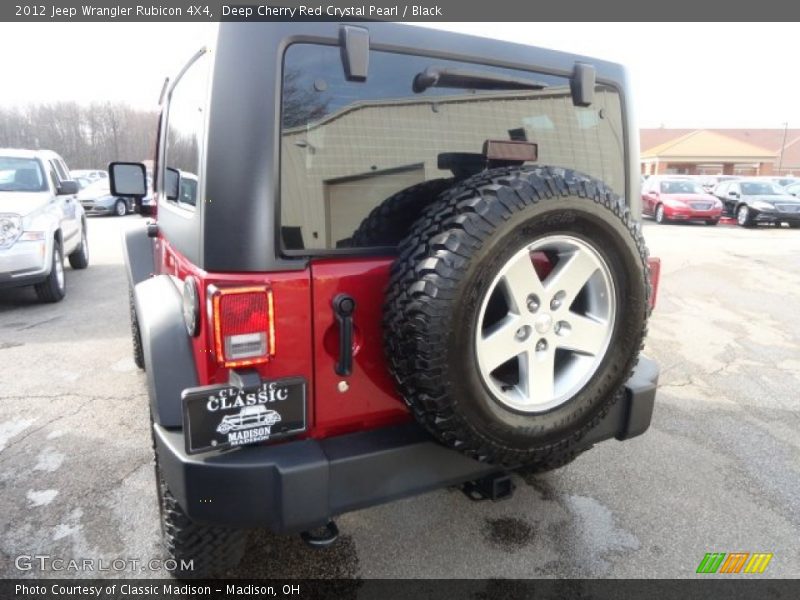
left=157, top=22, right=637, bottom=273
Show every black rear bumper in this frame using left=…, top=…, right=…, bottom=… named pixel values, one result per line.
left=155, top=356, right=659, bottom=533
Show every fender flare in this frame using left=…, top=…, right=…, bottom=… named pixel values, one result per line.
left=134, top=275, right=199, bottom=427
left=122, top=225, right=155, bottom=288
left=123, top=225, right=198, bottom=427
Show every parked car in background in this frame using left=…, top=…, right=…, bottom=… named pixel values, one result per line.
left=757, top=176, right=800, bottom=189
left=73, top=176, right=93, bottom=190
left=783, top=182, right=800, bottom=197
left=700, top=174, right=739, bottom=193
left=70, top=169, right=108, bottom=182
left=642, top=176, right=723, bottom=225
left=0, top=148, right=89, bottom=302
left=77, top=179, right=133, bottom=217
left=139, top=176, right=155, bottom=216
left=713, top=179, right=800, bottom=228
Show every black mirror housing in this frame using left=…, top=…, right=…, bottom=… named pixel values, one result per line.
left=57, top=180, right=79, bottom=196
left=109, top=162, right=147, bottom=198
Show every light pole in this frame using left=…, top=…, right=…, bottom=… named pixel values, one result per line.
left=778, top=121, right=789, bottom=174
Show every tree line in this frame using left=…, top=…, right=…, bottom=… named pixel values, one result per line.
left=0, top=102, right=158, bottom=171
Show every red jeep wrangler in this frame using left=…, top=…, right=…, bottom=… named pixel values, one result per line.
left=110, top=21, right=660, bottom=576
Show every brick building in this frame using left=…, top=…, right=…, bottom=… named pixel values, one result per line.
left=640, top=128, right=800, bottom=176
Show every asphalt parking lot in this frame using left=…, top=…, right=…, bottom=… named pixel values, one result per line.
left=1, top=215, right=798, bottom=579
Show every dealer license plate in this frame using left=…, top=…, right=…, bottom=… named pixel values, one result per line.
left=182, top=377, right=306, bottom=455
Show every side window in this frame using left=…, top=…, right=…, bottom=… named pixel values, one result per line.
left=49, top=160, right=66, bottom=183
left=48, top=160, right=62, bottom=190
left=163, top=51, right=209, bottom=210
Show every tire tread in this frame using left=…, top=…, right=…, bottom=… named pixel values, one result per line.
left=385, top=166, right=652, bottom=468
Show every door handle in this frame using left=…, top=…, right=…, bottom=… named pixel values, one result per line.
left=332, top=294, right=356, bottom=376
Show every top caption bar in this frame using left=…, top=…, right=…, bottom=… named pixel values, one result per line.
left=3, top=0, right=800, bottom=21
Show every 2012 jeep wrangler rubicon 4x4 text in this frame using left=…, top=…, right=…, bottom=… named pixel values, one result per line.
left=111, top=21, right=661, bottom=576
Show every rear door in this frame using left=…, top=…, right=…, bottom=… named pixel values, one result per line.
left=308, top=257, right=408, bottom=438
left=279, top=38, right=630, bottom=438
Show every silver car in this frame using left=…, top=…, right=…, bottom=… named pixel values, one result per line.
left=0, top=149, right=89, bottom=302
left=77, top=179, right=133, bottom=217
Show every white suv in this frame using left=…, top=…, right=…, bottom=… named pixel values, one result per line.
left=0, top=149, right=89, bottom=302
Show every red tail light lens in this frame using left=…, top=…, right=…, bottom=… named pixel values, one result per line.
left=210, top=285, right=275, bottom=367
left=647, top=257, right=661, bottom=310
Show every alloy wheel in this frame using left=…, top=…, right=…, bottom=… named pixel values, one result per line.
left=475, top=235, right=616, bottom=413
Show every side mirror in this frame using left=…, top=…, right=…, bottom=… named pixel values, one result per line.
left=165, top=168, right=180, bottom=201
left=56, top=180, right=78, bottom=196
left=109, top=162, right=147, bottom=198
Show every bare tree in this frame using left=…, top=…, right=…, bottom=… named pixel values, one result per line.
left=282, top=69, right=330, bottom=129
left=0, top=101, right=158, bottom=171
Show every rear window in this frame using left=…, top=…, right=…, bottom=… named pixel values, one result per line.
left=280, top=43, right=625, bottom=252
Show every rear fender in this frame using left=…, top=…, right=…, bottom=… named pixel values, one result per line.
left=122, top=225, right=155, bottom=288
left=134, top=275, right=199, bottom=427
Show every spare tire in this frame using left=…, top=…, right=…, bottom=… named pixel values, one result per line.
left=345, top=178, right=453, bottom=247
left=385, top=166, right=651, bottom=467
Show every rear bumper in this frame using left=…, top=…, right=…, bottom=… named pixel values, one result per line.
left=155, top=356, right=659, bottom=533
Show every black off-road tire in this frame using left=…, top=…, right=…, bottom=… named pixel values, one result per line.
left=129, top=289, right=145, bottom=370
left=68, top=222, right=90, bottom=269
left=156, top=470, right=247, bottom=578
left=149, top=413, right=246, bottom=578
left=346, top=178, right=453, bottom=247
left=34, top=241, right=66, bottom=303
left=385, top=166, right=651, bottom=468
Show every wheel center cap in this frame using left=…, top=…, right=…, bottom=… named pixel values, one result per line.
left=534, top=313, right=553, bottom=334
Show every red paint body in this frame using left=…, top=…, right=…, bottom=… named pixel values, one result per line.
left=156, top=239, right=409, bottom=440
left=642, top=190, right=723, bottom=222
left=155, top=235, right=659, bottom=441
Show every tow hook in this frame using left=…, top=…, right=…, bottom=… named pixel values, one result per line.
left=300, top=520, right=339, bottom=548
left=461, top=472, right=515, bottom=502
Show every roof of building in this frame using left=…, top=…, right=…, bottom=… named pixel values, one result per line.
left=640, top=128, right=800, bottom=167
left=641, top=130, right=776, bottom=161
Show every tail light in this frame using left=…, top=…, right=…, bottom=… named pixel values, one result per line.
left=209, top=285, right=275, bottom=367
left=647, top=257, right=661, bottom=310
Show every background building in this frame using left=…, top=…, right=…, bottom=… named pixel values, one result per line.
left=640, top=128, right=800, bottom=176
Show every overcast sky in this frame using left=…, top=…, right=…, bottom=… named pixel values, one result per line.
left=0, top=22, right=796, bottom=129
